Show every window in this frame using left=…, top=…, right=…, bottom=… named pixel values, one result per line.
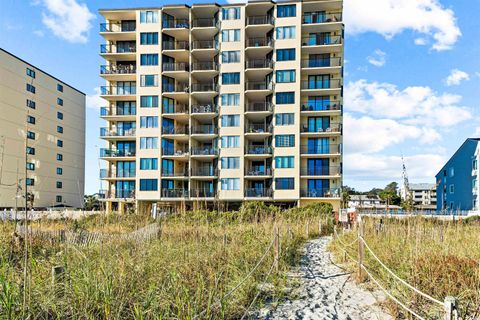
left=449, top=184, right=454, bottom=194
left=140, top=32, right=158, bottom=45
left=56, top=153, right=63, bottom=161
left=26, top=147, right=35, bottom=155
left=450, top=168, right=455, bottom=177
left=221, top=136, right=240, bottom=148
left=221, top=157, right=240, bottom=169
left=26, top=68, right=36, bottom=78
left=276, top=26, right=296, bottom=39
left=140, top=95, right=158, bottom=108
left=276, top=92, right=295, bottom=104
left=221, top=115, right=240, bottom=127
left=57, top=140, right=63, bottom=147
left=140, top=179, right=158, bottom=191
left=27, top=115, right=35, bottom=124
left=57, top=84, right=63, bottom=92
left=57, top=112, right=63, bottom=120
left=140, top=116, right=158, bottom=128
left=276, top=48, right=295, bottom=61
left=140, top=137, right=158, bottom=149
left=275, top=178, right=294, bottom=190
left=222, top=7, right=240, bottom=20
left=140, top=10, right=158, bottom=23
left=220, top=93, right=240, bottom=106
left=56, top=195, right=62, bottom=203
left=276, top=70, right=296, bottom=83
left=140, top=158, right=158, bottom=170
left=221, top=29, right=240, bottom=42
left=474, top=159, right=478, bottom=170
left=275, top=135, right=295, bottom=147
left=221, top=178, right=240, bottom=190
left=57, top=126, right=63, bottom=134
left=140, top=75, right=158, bottom=87
left=26, top=99, right=35, bottom=109
left=277, top=5, right=296, bottom=17
left=26, top=178, right=34, bottom=186
left=56, top=181, right=63, bottom=189
left=276, top=113, right=294, bottom=125
left=222, top=72, right=240, bottom=85
left=26, top=83, right=35, bottom=93
left=56, top=168, right=63, bottom=175
left=140, top=54, right=159, bottom=66
left=27, top=131, right=35, bottom=140
left=275, top=156, right=294, bottom=169
left=26, top=163, right=35, bottom=171
left=57, top=98, right=63, bottom=106
left=221, top=51, right=240, bottom=63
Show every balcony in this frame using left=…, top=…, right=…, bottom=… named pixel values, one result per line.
left=100, top=169, right=136, bottom=179
left=300, top=144, right=341, bottom=156
left=100, top=106, right=136, bottom=118
left=162, top=19, right=189, bottom=29
left=300, top=167, right=341, bottom=176
left=301, top=58, right=342, bottom=70
left=245, top=124, right=273, bottom=134
left=100, top=65, right=136, bottom=77
left=162, top=41, right=189, bottom=51
left=245, top=188, right=273, bottom=198
left=190, top=189, right=216, bottom=198
left=161, top=170, right=189, bottom=178
left=192, top=18, right=217, bottom=28
left=246, top=15, right=274, bottom=26
left=100, top=23, right=136, bottom=33
left=246, top=60, right=273, bottom=70
left=162, top=62, right=189, bottom=72
left=100, top=44, right=136, bottom=54
left=191, top=167, right=218, bottom=177
left=161, top=126, right=188, bottom=135
left=300, top=188, right=340, bottom=198
left=301, top=79, right=341, bottom=90
left=115, top=189, right=135, bottom=199
left=246, top=37, right=273, bottom=49
left=192, top=62, right=219, bottom=72
left=100, top=86, right=136, bottom=100
left=162, top=148, right=189, bottom=158
left=162, top=82, right=189, bottom=94
left=162, top=104, right=189, bottom=116
left=191, top=147, right=218, bottom=157
left=300, top=124, right=342, bottom=135
left=192, top=40, right=219, bottom=50
left=246, top=102, right=273, bottom=113
left=245, top=146, right=273, bottom=156
left=302, top=13, right=342, bottom=24
left=100, top=148, right=136, bottom=158
left=191, top=104, right=218, bottom=115
left=245, top=167, right=272, bottom=177
left=245, top=81, right=273, bottom=92
left=161, top=189, right=189, bottom=198
left=191, top=125, right=218, bottom=135
left=100, top=127, right=136, bottom=139
left=191, top=83, right=219, bottom=99
left=301, top=101, right=342, bottom=113
left=301, top=35, right=343, bottom=53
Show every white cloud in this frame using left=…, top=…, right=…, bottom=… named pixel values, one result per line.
left=444, top=69, right=470, bottom=86
left=344, top=0, right=461, bottom=51
left=37, top=0, right=95, bottom=43
left=367, top=49, right=386, bottom=67
left=414, top=38, right=428, bottom=46
left=86, top=87, right=103, bottom=109
left=345, top=80, right=472, bottom=127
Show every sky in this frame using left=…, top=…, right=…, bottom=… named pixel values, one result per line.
left=1, top=0, right=479, bottom=194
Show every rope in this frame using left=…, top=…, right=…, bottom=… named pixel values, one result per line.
left=240, top=260, right=275, bottom=320
left=359, top=236, right=444, bottom=307
left=333, top=227, right=357, bottom=248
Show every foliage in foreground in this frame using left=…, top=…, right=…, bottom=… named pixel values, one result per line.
left=0, top=202, right=333, bottom=319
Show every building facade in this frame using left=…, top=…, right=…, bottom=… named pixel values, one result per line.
left=0, top=49, right=86, bottom=209
left=99, top=0, right=344, bottom=213
left=436, top=138, right=480, bottom=212
left=400, top=183, right=437, bottom=210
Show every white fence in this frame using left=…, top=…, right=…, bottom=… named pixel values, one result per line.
left=1, top=209, right=103, bottom=221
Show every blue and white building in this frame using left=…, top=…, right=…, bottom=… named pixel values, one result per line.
left=436, top=138, right=480, bottom=212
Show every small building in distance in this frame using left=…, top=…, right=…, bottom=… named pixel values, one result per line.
left=436, top=138, right=480, bottom=212
left=400, top=183, right=437, bottom=210
left=348, top=195, right=383, bottom=209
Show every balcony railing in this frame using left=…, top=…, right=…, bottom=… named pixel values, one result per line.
left=162, top=126, right=188, bottom=135
left=300, top=79, right=342, bottom=90
left=162, top=41, right=189, bottom=50
left=300, top=144, right=341, bottom=155
left=300, top=124, right=342, bottom=133
left=192, top=40, right=219, bottom=50
left=192, top=62, right=218, bottom=71
left=245, top=81, right=273, bottom=91
left=245, top=167, right=272, bottom=176
left=246, top=15, right=274, bottom=25
left=245, top=124, right=272, bottom=134
left=162, top=82, right=189, bottom=93
left=191, top=125, right=217, bottom=135
left=100, top=169, right=136, bottom=178
left=191, top=104, right=217, bottom=114
left=162, top=19, right=189, bottom=29
left=161, top=189, right=189, bottom=198
left=162, top=62, right=189, bottom=72
left=302, top=12, right=342, bottom=24
left=163, top=148, right=189, bottom=156
left=162, top=104, right=189, bottom=114
left=246, top=37, right=273, bottom=48
left=245, top=146, right=273, bottom=155
left=100, top=149, right=136, bottom=157
left=246, top=102, right=273, bottom=112
left=100, top=23, right=136, bottom=33
left=245, top=188, right=273, bottom=198
left=100, top=44, right=136, bottom=54
left=191, top=147, right=218, bottom=156
left=161, top=170, right=189, bottom=177
left=190, top=189, right=216, bottom=198
left=300, top=101, right=342, bottom=112
left=100, top=107, right=137, bottom=116
left=115, top=189, right=135, bottom=199
left=100, top=127, right=136, bottom=137
left=246, top=60, right=273, bottom=69
left=192, top=18, right=218, bottom=28
left=191, top=167, right=218, bottom=176
left=100, top=65, right=136, bottom=75
left=301, top=167, right=341, bottom=176
left=301, top=58, right=342, bottom=68
left=301, top=35, right=342, bottom=46
left=191, top=83, right=218, bottom=92
left=101, top=86, right=136, bottom=95
left=300, top=188, right=340, bottom=198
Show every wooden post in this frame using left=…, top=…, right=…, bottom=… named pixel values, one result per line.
left=274, top=225, right=279, bottom=273
left=306, top=221, right=309, bottom=238
left=444, top=296, right=458, bottom=320
left=51, top=265, right=65, bottom=297
left=357, top=216, right=366, bottom=283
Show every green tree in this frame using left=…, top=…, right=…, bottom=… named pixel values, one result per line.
left=84, top=195, right=101, bottom=210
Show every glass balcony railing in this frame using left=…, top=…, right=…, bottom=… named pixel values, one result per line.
left=100, top=44, right=136, bottom=54
left=162, top=104, right=188, bottom=114
left=302, top=12, right=342, bottom=24
left=300, top=188, right=340, bottom=198
left=301, top=58, right=342, bottom=68
left=246, top=60, right=273, bottom=69
left=161, top=189, right=189, bottom=198
left=245, top=146, right=273, bottom=155
left=162, top=41, right=189, bottom=50
left=100, top=23, right=136, bottom=33
left=246, top=15, right=274, bottom=25
left=162, top=62, right=189, bottom=72
left=162, top=19, right=189, bottom=29
left=300, top=79, right=342, bottom=90
left=100, top=127, right=136, bottom=137
left=300, top=101, right=342, bottom=112
left=191, top=167, right=217, bottom=176
left=192, top=40, right=219, bottom=50
left=161, top=170, right=189, bottom=177
left=191, top=147, right=218, bottom=156
left=191, top=125, right=217, bottom=135
left=192, top=18, right=218, bottom=28
left=100, top=65, right=136, bottom=75
left=191, top=83, right=218, bottom=92
left=191, top=104, right=218, bottom=114
left=100, top=148, right=136, bottom=158
left=162, top=82, right=189, bottom=93
left=301, top=124, right=341, bottom=133
left=190, top=189, right=216, bottom=198
left=245, top=124, right=273, bottom=134
left=245, top=81, right=273, bottom=91
left=245, top=167, right=272, bottom=176
left=100, top=107, right=137, bottom=116
left=246, top=102, right=273, bottom=112
left=115, top=189, right=135, bottom=198
left=101, top=86, right=136, bottom=95
left=245, top=188, right=273, bottom=198
left=161, top=126, right=188, bottom=135
left=301, top=167, right=341, bottom=176
left=246, top=37, right=273, bottom=48
left=192, top=62, right=218, bottom=71
left=301, top=35, right=342, bottom=46
left=162, top=148, right=189, bottom=156
left=300, top=144, right=341, bottom=155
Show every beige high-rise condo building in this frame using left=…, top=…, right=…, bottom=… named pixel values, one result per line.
left=99, top=0, right=343, bottom=213
left=0, top=49, right=85, bottom=209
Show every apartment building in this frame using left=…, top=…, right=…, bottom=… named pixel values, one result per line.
left=0, top=48, right=85, bottom=209
left=99, top=0, right=344, bottom=214
left=400, top=183, right=437, bottom=210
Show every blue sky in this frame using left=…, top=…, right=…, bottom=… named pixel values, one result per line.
left=1, top=0, right=479, bottom=193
